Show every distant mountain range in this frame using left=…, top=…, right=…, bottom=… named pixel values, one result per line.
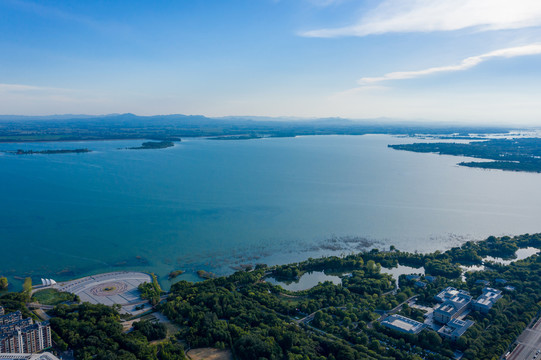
left=0, top=113, right=520, bottom=143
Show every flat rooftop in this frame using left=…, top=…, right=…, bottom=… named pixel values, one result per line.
left=438, top=319, right=474, bottom=339
left=475, top=287, right=502, bottom=306
left=382, top=315, right=425, bottom=334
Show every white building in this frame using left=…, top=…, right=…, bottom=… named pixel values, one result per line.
left=434, top=287, right=471, bottom=303
left=433, top=288, right=472, bottom=324
left=473, top=287, right=502, bottom=314
left=381, top=314, right=425, bottom=335
left=438, top=319, right=475, bottom=341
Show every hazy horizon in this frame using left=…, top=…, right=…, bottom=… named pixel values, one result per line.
left=1, top=1, right=541, bottom=124
left=0, top=112, right=536, bottom=128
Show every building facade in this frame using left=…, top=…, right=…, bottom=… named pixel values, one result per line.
left=473, top=287, right=503, bottom=314
left=433, top=288, right=472, bottom=324
left=438, top=319, right=475, bottom=341
left=0, top=310, right=52, bottom=353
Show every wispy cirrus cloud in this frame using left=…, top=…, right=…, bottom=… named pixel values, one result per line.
left=4, top=0, right=131, bottom=35
left=306, top=0, right=346, bottom=7
left=0, top=83, right=73, bottom=93
left=357, top=44, right=541, bottom=85
left=301, top=0, right=541, bottom=37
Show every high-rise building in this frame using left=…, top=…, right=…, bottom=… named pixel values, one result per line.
left=0, top=310, right=52, bottom=353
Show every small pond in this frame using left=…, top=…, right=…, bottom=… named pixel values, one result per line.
left=461, top=247, right=540, bottom=281
left=483, top=247, right=540, bottom=265
left=267, top=271, right=342, bottom=291
left=380, top=264, right=425, bottom=282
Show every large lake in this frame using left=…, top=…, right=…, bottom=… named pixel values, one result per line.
left=1, top=135, right=541, bottom=289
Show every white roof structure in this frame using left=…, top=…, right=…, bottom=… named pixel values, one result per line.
left=473, top=287, right=502, bottom=311
left=381, top=314, right=425, bottom=334
left=40, top=279, right=57, bottom=287
left=434, top=287, right=471, bottom=303
left=438, top=319, right=474, bottom=340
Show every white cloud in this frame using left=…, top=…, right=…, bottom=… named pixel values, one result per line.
left=302, top=0, right=541, bottom=37
left=0, top=83, right=75, bottom=94
left=0, top=83, right=73, bottom=93
left=357, top=44, right=541, bottom=85
left=5, top=0, right=131, bottom=35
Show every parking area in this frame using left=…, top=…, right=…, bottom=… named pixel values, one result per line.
left=507, top=318, right=541, bottom=360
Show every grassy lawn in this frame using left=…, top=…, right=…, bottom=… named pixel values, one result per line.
left=32, top=289, right=76, bottom=306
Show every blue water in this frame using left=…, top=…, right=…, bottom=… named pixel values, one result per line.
left=1, top=135, right=541, bottom=290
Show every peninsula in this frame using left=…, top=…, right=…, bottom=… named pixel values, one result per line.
left=389, top=138, right=541, bottom=173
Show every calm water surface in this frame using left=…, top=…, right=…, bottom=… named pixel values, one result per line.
left=380, top=264, right=425, bottom=282
left=1, top=135, right=541, bottom=289
left=267, top=271, right=342, bottom=292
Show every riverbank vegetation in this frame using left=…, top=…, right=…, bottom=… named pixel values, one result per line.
left=139, top=273, right=163, bottom=305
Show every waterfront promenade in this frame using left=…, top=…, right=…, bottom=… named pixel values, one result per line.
left=54, top=272, right=152, bottom=315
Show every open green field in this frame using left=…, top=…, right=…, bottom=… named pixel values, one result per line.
left=32, top=288, right=76, bottom=306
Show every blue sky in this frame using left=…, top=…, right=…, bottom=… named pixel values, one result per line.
left=1, top=0, right=541, bottom=124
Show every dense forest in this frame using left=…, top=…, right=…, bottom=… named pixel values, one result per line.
left=49, top=303, right=185, bottom=360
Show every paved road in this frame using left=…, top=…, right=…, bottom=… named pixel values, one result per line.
left=507, top=317, right=541, bottom=360
left=295, top=306, right=347, bottom=325
left=27, top=302, right=55, bottom=310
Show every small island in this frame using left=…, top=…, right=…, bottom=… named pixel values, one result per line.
left=127, top=140, right=175, bottom=150
left=168, top=270, right=184, bottom=280
left=9, top=148, right=91, bottom=155
left=196, top=270, right=217, bottom=279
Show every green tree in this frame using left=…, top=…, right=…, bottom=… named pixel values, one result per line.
left=22, top=277, right=32, bottom=299
left=0, top=277, right=8, bottom=290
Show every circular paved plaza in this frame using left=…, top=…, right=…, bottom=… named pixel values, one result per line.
left=55, top=272, right=152, bottom=315
left=90, top=281, right=129, bottom=296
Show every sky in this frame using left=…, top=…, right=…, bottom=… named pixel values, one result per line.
left=1, top=0, right=541, bottom=124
